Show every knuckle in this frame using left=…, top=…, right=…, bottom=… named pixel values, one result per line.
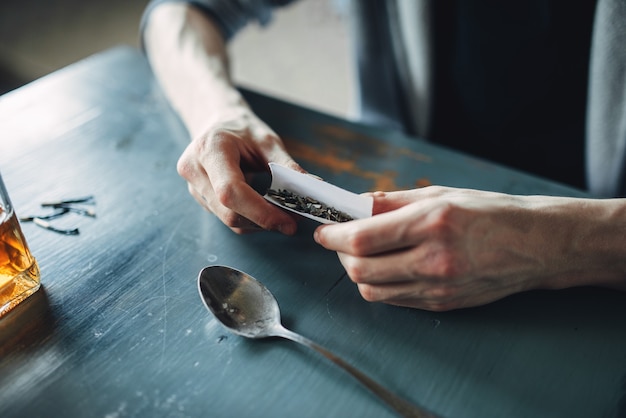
left=221, top=211, right=241, bottom=229
left=413, top=225, right=469, bottom=281
left=430, top=203, right=458, bottom=229
left=427, top=301, right=457, bottom=312
left=177, top=138, right=212, bottom=180
left=343, top=229, right=371, bottom=256
left=255, top=133, right=274, bottom=149
left=344, top=260, right=367, bottom=284
left=434, top=251, right=463, bottom=279
left=211, top=130, right=236, bottom=147
left=357, top=284, right=380, bottom=302
left=427, top=284, right=457, bottom=301
left=423, top=282, right=462, bottom=311
left=421, top=185, right=448, bottom=199
left=213, top=182, right=238, bottom=208
left=407, top=246, right=461, bottom=280
left=252, top=213, right=277, bottom=231
left=176, top=155, right=194, bottom=179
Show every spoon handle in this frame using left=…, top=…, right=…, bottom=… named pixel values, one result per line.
left=275, top=326, right=438, bottom=418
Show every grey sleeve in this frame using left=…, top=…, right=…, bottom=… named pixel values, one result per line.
left=586, top=0, right=626, bottom=197
left=141, top=0, right=296, bottom=41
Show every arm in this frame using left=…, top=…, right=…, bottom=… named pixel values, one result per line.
left=143, top=2, right=302, bottom=234
left=314, top=186, right=626, bottom=311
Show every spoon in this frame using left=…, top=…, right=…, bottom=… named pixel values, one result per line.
left=197, top=265, right=438, bottom=418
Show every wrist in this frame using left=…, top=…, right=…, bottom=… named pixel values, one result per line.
left=524, top=196, right=626, bottom=290
left=185, top=92, right=250, bottom=138
left=189, top=102, right=276, bottom=143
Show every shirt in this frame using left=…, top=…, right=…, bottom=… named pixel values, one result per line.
left=142, top=0, right=626, bottom=197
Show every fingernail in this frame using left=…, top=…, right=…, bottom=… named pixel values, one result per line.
left=313, top=226, right=324, bottom=243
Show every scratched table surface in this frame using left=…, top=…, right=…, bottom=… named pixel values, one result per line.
left=0, top=46, right=625, bottom=418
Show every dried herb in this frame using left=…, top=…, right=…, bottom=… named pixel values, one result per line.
left=20, top=195, right=96, bottom=235
left=267, top=189, right=353, bottom=223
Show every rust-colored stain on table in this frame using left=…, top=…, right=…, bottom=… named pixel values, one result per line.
left=283, top=124, right=432, bottom=191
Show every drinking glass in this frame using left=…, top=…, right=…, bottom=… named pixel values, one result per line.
left=0, top=172, right=40, bottom=317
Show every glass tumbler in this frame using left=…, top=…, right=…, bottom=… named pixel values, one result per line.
left=0, top=172, right=40, bottom=317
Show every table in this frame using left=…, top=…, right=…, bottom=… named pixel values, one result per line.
left=1, top=46, right=624, bottom=418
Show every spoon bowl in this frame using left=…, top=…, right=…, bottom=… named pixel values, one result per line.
left=198, top=265, right=280, bottom=338
left=197, top=265, right=438, bottom=418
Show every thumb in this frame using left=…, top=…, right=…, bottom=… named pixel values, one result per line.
left=266, top=148, right=309, bottom=176
left=258, top=133, right=308, bottom=175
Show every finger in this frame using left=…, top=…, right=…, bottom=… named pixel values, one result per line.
left=192, top=177, right=289, bottom=234
left=180, top=148, right=284, bottom=234
left=356, top=282, right=458, bottom=311
left=178, top=150, right=226, bottom=217
left=204, top=135, right=298, bottom=233
left=336, top=247, right=420, bottom=284
left=345, top=262, right=464, bottom=312
left=335, top=226, right=470, bottom=284
left=187, top=181, right=212, bottom=213
left=267, top=149, right=307, bottom=174
left=369, top=190, right=416, bottom=214
left=314, top=205, right=427, bottom=256
left=188, top=186, right=264, bottom=233
left=357, top=278, right=512, bottom=312
left=249, top=127, right=308, bottom=174
left=341, top=249, right=515, bottom=311
left=370, top=187, right=447, bottom=215
left=355, top=281, right=435, bottom=305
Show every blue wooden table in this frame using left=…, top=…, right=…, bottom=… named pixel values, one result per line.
left=0, top=46, right=624, bottom=418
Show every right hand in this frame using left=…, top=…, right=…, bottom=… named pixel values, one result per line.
left=177, top=109, right=304, bottom=235
left=143, top=3, right=304, bottom=234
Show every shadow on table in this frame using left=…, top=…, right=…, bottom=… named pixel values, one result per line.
left=0, top=286, right=56, bottom=355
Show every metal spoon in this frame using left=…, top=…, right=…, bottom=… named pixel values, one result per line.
left=197, top=265, right=438, bottom=418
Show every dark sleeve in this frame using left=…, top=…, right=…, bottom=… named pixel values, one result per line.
left=140, top=0, right=296, bottom=41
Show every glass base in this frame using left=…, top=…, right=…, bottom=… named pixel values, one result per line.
left=0, top=261, right=41, bottom=318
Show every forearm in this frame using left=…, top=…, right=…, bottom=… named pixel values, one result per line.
left=143, top=3, right=249, bottom=139
left=528, top=196, right=626, bottom=290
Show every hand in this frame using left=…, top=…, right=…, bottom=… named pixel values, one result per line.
left=314, top=186, right=626, bottom=311
left=144, top=3, right=304, bottom=234
left=177, top=109, right=303, bottom=234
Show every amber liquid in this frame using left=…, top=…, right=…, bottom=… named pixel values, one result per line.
left=0, top=207, right=40, bottom=317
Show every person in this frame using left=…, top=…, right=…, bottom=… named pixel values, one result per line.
left=141, top=0, right=626, bottom=311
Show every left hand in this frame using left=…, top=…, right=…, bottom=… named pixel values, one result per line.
left=314, top=186, right=580, bottom=311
